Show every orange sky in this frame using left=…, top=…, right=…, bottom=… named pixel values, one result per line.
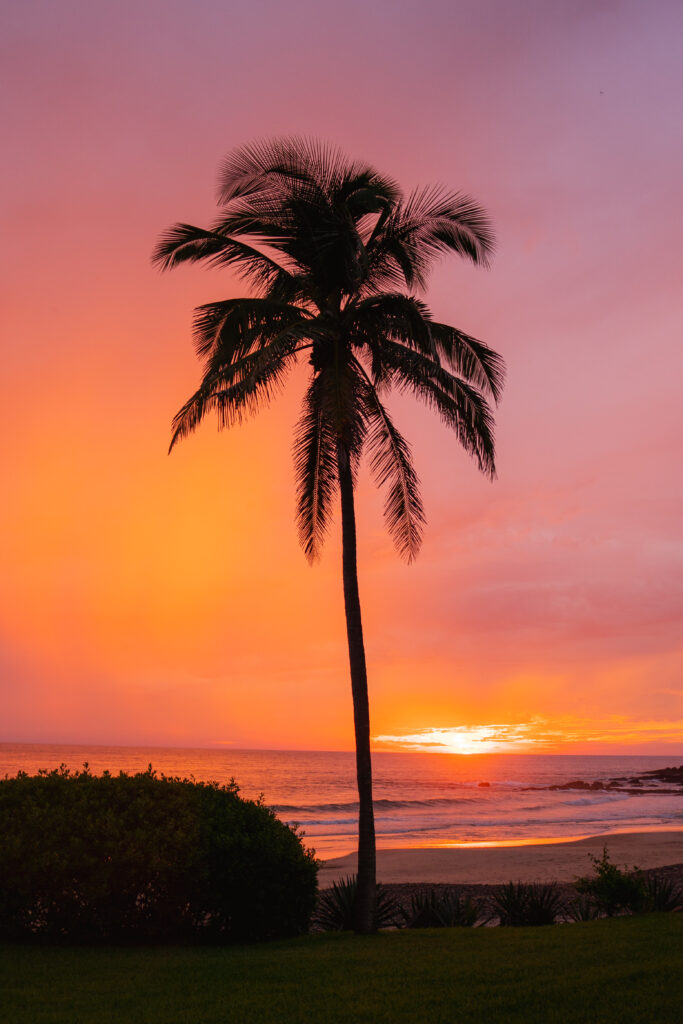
left=2, top=0, right=682, bottom=753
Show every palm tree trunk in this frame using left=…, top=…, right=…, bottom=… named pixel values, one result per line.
left=337, top=447, right=377, bottom=934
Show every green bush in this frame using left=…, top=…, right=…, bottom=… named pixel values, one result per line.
left=574, top=847, right=646, bottom=917
left=0, top=766, right=318, bottom=944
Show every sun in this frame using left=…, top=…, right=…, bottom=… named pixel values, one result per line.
left=372, top=723, right=545, bottom=754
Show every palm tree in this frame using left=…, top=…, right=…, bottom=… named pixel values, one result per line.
left=152, top=138, right=504, bottom=933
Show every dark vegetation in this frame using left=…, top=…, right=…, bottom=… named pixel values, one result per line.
left=0, top=767, right=317, bottom=943
left=315, top=876, right=399, bottom=931
left=491, top=881, right=565, bottom=926
left=314, top=850, right=682, bottom=930
left=2, top=768, right=678, bottom=947
left=574, top=846, right=683, bottom=916
left=399, top=888, right=485, bottom=928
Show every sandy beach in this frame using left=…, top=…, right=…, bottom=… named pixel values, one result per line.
left=318, top=831, right=683, bottom=887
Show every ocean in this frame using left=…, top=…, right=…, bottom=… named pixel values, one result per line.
left=1, top=744, right=681, bottom=859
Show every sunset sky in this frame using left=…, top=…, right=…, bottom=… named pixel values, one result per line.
left=2, top=0, right=682, bottom=754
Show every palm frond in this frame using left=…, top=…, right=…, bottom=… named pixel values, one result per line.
left=326, top=360, right=369, bottom=481
left=355, top=363, right=425, bottom=561
left=335, top=172, right=400, bottom=217
left=347, top=293, right=434, bottom=357
left=365, top=185, right=495, bottom=291
left=191, top=298, right=311, bottom=364
left=168, top=344, right=297, bottom=452
left=293, top=376, right=339, bottom=562
left=261, top=271, right=316, bottom=306
left=217, top=137, right=317, bottom=205
left=218, top=137, right=397, bottom=209
left=394, top=185, right=495, bottom=266
left=151, top=223, right=290, bottom=293
left=379, top=342, right=497, bottom=477
left=429, top=322, right=506, bottom=403
left=363, top=232, right=426, bottom=291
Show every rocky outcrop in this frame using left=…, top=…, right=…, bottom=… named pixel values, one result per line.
left=526, top=765, right=683, bottom=795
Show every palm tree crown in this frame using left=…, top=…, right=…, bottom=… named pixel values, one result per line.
left=153, top=138, right=504, bottom=933
left=153, top=137, right=504, bottom=563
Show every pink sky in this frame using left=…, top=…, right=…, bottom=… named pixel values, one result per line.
left=1, top=0, right=682, bottom=753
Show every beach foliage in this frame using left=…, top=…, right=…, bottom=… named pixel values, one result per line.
left=492, top=881, right=564, bottom=926
left=0, top=766, right=317, bottom=943
left=401, top=889, right=485, bottom=927
left=315, top=875, right=399, bottom=931
left=153, top=137, right=503, bottom=932
left=574, top=848, right=683, bottom=917
left=574, top=847, right=647, bottom=917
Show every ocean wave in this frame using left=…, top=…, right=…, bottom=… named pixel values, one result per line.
left=272, top=796, right=476, bottom=815
left=292, top=807, right=678, bottom=833
left=562, top=794, right=629, bottom=807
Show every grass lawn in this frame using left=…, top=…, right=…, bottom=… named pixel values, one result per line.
left=2, top=915, right=681, bottom=1024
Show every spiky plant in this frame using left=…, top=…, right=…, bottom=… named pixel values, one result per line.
left=642, top=875, right=683, bottom=913
left=492, top=882, right=564, bottom=926
left=153, top=137, right=504, bottom=933
left=565, top=895, right=602, bottom=922
left=401, top=889, right=485, bottom=928
left=315, top=875, right=399, bottom=931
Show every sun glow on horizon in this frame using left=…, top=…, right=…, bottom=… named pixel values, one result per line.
left=373, top=717, right=683, bottom=754
left=373, top=723, right=544, bottom=754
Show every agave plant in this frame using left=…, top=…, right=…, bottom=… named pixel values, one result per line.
left=492, top=882, right=564, bottom=927
left=641, top=875, right=683, bottom=914
left=565, top=895, right=602, bottom=922
left=315, top=875, right=399, bottom=931
left=401, top=889, right=485, bottom=928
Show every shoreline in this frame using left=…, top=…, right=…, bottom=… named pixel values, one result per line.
left=318, top=830, right=683, bottom=887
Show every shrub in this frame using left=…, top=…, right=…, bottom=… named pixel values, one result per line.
left=315, top=875, right=399, bottom=931
left=401, top=889, right=485, bottom=928
left=574, top=848, right=646, bottom=917
left=0, top=766, right=318, bottom=943
left=492, top=882, right=564, bottom=926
